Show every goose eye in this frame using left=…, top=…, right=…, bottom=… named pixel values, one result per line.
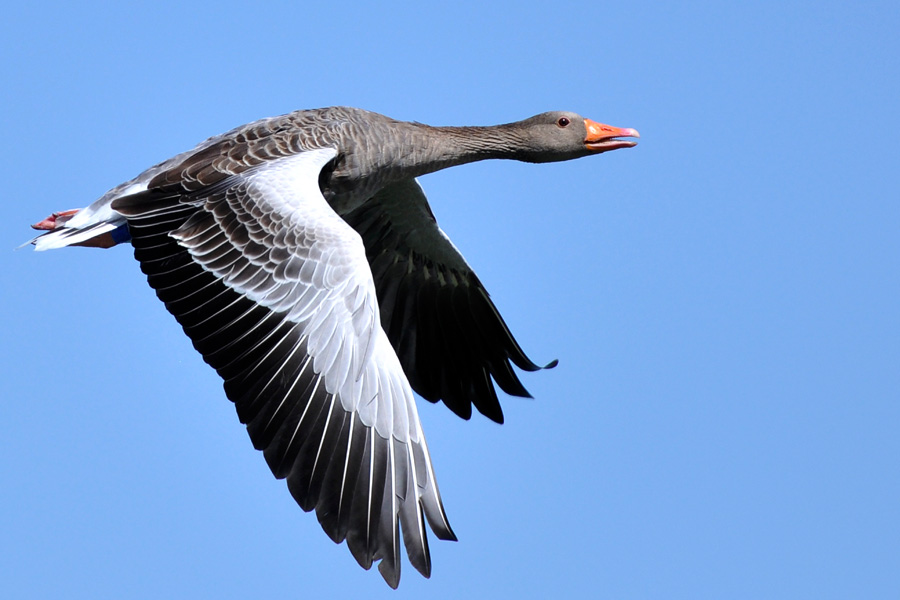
left=557, top=117, right=570, bottom=128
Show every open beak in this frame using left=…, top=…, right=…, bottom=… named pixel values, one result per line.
left=584, top=119, right=640, bottom=153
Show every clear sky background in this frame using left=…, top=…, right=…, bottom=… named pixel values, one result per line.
left=2, top=2, right=898, bottom=599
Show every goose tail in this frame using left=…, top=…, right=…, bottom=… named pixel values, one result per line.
left=24, top=208, right=130, bottom=251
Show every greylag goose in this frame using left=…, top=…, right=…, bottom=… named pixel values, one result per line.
left=27, top=106, right=638, bottom=587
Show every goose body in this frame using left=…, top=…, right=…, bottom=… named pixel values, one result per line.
left=28, top=106, right=638, bottom=587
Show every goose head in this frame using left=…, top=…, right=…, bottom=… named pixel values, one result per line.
left=506, top=111, right=640, bottom=163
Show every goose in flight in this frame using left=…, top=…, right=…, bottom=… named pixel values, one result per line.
left=28, top=106, right=639, bottom=587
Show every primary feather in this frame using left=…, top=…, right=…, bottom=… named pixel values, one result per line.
left=27, top=106, right=638, bottom=587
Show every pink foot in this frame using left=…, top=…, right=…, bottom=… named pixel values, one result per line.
left=31, top=208, right=81, bottom=231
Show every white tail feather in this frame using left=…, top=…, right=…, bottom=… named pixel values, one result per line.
left=30, top=222, right=119, bottom=251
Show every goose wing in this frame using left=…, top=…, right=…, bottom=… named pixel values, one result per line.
left=341, top=178, right=556, bottom=424
left=112, top=148, right=454, bottom=589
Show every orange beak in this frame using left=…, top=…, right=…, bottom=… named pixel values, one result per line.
left=584, top=119, right=640, bottom=153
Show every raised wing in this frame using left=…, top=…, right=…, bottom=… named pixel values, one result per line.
left=112, top=149, right=454, bottom=588
left=341, top=179, right=557, bottom=424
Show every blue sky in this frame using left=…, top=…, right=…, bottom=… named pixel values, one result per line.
left=2, top=1, right=898, bottom=598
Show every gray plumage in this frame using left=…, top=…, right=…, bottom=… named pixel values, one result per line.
left=28, top=106, right=638, bottom=587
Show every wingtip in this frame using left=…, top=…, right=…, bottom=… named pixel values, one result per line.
left=428, top=512, right=457, bottom=542
left=378, top=560, right=401, bottom=589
